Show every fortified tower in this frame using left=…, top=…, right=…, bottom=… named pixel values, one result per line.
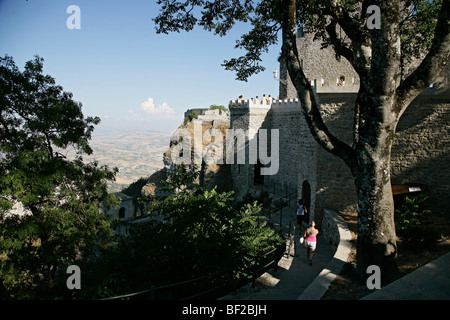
left=228, top=97, right=318, bottom=219
left=229, top=31, right=450, bottom=223
left=279, top=31, right=360, bottom=99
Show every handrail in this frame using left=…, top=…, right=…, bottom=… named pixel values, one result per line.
left=100, top=270, right=224, bottom=300
left=266, top=188, right=297, bottom=230
left=250, top=244, right=286, bottom=288
left=99, top=241, right=288, bottom=301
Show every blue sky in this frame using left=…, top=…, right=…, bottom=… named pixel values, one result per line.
left=0, top=0, right=281, bottom=134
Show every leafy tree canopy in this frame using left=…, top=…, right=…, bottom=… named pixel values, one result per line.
left=77, top=166, right=284, bottom=300
left=154, top=0, right=444, bottom=81
left=209, top=104, right=229, bottom=115
left=0, top=55, right=120, bottom=299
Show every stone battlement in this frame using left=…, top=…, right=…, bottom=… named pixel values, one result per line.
left=229, top=98, right=302, bottom=109
left=312, top=77, right=359, bottom=93
left=272, top=98, right=301, bottom=106
left=229, top=99, right=270, bottom=108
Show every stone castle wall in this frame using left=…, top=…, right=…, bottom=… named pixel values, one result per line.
left=228, top=95, right=359, bottom=222
left=313, top=87, right=450, bottom=219
left=315, top=94, right=358, bottom=219
left=274, top=32, right=450, bottom=223
left=229, top=99, right=319, bottom=220
left=391, top=88, right=450, bottom=215
left=279, top=33, right=360, bottom=99
left=228, top=29, right=450, bottom=225
left=228, top=100, right=271, bottom=199
left=228, top=86, right=449, bottom=221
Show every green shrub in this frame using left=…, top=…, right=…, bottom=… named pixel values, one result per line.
left=395, top=194, right=439, bottom=246
left=209, top=105, right=229, bottom=116
left=239, top=191, right=272, bottom=209
left=76, top=165, right=284, bottom=299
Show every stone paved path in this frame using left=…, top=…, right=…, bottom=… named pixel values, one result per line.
left=220, top=224, right=335, bottom=300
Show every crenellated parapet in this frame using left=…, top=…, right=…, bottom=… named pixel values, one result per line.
left=228, top=98, right=302, bottom=110
left=229, top=99, right=271, bottom=108
left=271, top=98, right=302, bottom=108
left=312, top=77, right=359, bottom=93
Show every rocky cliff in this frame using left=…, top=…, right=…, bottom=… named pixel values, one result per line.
left=141, top=116, right=232, bottom=198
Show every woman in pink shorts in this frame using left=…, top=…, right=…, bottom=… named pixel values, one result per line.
left=303, top=221, right=319, bottom=266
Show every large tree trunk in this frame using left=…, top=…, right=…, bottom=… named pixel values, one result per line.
left=350, top=62, right=402, bottom=281
left=352, top=133, right=399, bottom=281
left=281, top=0, right=449, bottom=282
left=281, top=0, right=401, bottom=281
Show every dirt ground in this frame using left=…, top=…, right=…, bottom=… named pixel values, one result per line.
left=322, top=210, right=450, bottom=300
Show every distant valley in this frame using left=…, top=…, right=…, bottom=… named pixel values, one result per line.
left=86, top=128, right=172, bottom=192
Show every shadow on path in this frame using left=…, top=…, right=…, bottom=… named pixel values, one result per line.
left=221, top=229, right=335, bottom=300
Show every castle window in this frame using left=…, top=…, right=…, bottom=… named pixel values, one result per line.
left=254, top=160, right=264, bottom=186
left=337, top=76, right=346, bottom=86
left=119, top=207, right=125, bottom=219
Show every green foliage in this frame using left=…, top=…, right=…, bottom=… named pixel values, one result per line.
left=0, top=56, right=119, bottom=299
left=121, top=177, right=149, bottom=198
left=395, top=194, right=439, bottom=246
left=121, top=176, right=150, bottom=215
left=77, top=165, right=284, bottom=299
left=184, top=111, right=198, bottom=124
left=400, top=0, right=443, bottom=62
left=189, top=111, right=198, bottom=121
left=239, top=191, right=272, bottom=209
left=154, top=0, right=444, bottom=81
left=152, top=0, right=449, bottom=281
left=209, top=104, right=229, bottom=116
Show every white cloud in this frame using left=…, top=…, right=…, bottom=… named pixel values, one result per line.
left=141, top=97, right=176, bottom=118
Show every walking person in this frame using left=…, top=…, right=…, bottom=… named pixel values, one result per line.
left=303, top=221, right=319, bottom=266
left=295, top=199, right=307, bottom=235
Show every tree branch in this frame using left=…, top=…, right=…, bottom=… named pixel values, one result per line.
left=395, top=0, right=450, bottom=116
left=320, top=1, right=372, bottom=81
left=323, top=0, right=369, bottom=45
left=281, top=0, right=356, bottom=167
left=325, top=20, right=354, bottom=62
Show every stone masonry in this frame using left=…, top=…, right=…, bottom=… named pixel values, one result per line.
left=229, top=31, right=450, bottom=224
left=229, top=98, right=318, bottom=220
